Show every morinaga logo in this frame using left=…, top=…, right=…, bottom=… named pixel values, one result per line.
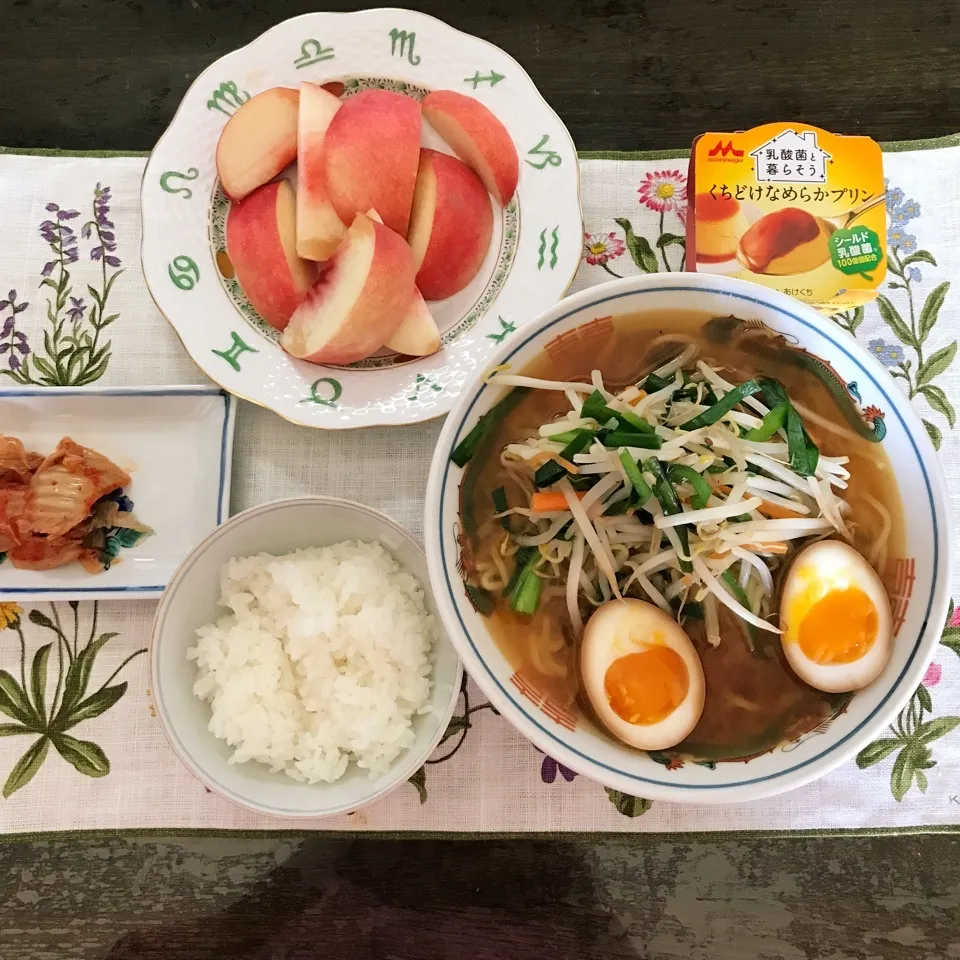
left=707, top=140, right=744, bottom=158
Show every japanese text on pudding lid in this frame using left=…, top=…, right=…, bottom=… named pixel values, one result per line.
left=685, top=122, right=886, bottom=313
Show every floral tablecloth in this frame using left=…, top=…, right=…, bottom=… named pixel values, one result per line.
left=0, top=137, right=959, bottom=836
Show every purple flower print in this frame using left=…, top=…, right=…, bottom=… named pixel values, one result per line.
left=541, top=755, right=577, bottom=783
left=66, top=297, right=86, bottom=322
left=88, top=184, right=122, bottom=269
left=922, top=663, right=942, bottom=687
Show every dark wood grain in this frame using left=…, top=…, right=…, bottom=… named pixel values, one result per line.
left=2, top=834, right=959, bottom=959
left=1, top=0, right=958, bottom=152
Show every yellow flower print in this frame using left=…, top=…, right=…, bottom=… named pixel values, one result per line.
left=0, top=602, right=23, bottom=630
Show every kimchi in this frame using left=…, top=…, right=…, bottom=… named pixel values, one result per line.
left=0, top=436, right=152, bottom=573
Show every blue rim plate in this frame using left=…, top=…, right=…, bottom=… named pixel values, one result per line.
left=425, top=274, right=952, bottom=803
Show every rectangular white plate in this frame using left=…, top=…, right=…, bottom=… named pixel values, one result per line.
left=0, top=385, right=235, bottom=601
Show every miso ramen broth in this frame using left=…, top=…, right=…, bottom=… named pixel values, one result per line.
left=458, top=310, right=904, bottom=760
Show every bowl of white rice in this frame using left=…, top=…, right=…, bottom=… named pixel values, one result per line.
left=151, top=496, right=462, bottom=818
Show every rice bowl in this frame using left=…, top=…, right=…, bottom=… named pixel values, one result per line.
left=189, top=541, right=437, bottom=784
left=151, top=497, right=462, bottom=818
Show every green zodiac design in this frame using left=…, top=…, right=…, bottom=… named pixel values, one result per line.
left=463, top=70, right=505, bottom=88
left=486, top=316, right=516, bottom=343
left=537, top=228, right=560, bottom=270
left=389, top=28, right=421, bottom=65
left=526, top=134, right=562, bottom=170
left=207, top=81, right=250, bottom=116
left=167, top=256, right=199, bottom=290
left=294, top=39, right=335, bottom=69
left=301, top=377, right=343, bottom=407
left=211, top=332, right=258, bottom=372
left=160, top=168, right=200, bottom=199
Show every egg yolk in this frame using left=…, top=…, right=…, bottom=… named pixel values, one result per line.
left=604, top=647, right=689, bottom=725
left=797, top=587, right=878, bottom=664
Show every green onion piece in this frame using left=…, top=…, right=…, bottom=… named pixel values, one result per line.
left=668, top=464, right=712, bottom=510
left=602, top=430, right=662, bottom=449
left=642, top=372, right=671, bottom=392
left=616, top=408, right=655, bottom=433
left=643, top=458, right=692, bottom=573
left=603, top=497, right=634, bottom=517
left=492, top=486, right=509, bottom=529
left=534, top=429, right=595, bottom=488
left=618, top=450, right=653, bottom=504
left=682, top=600, right=704, bottom=621
left=581, top=390, right=654, bottom=434
left=452, top=387, right=531, bottom=467
left=745, top=403, right=788, bottom=441
left=758, top=377, right=790, bottom=409
left=579, top=390, right=618, bottom=426
left=680, top=379, right=760, bottom=430
left=720, top=569, right=759, bottom=654
left=544, top=429, right=581, bottom=445
left=503, top=546, right=536, bottom=596
left=506, top=547, right=542, bottom=615
left=785, top=405, right=820, bottom=477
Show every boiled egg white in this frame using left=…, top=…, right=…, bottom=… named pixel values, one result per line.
left=581, top=599, right=705, bottom=751
left=779, top=540, right=893, bottom=693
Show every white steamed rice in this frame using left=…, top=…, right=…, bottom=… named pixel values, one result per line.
left=187, top=540, right=436, bottom=783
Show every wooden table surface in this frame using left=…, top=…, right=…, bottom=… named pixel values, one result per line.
left=2, top=0, right=959, bottom=957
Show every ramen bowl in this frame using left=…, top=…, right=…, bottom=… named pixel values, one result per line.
left=424, top=273, right=951, bottom=803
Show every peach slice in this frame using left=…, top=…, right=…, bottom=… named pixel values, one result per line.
left=385, top=287, right=441, bottom=356
left=323, top=90, right=421, bottom=236
left=421, top=90, right=519, bottom=207
left=296, top=82, right=346, bottom=261
left=281, top=213, right=415, bottom=365
left=226, top=180, right=316, bottom=331
left=407, top=149, right=493, bottom=301
left=216, top=87, right=300, bottom=201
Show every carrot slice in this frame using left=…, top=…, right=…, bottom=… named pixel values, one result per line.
left=530, top=490, right=584, bottom=512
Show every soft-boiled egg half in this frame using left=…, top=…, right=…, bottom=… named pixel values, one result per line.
left=581, top=599, right=705, bottom=751
left=779, top=540, right=893, bottom=693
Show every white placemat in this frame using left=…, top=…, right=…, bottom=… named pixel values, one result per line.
left=1, top=141, right=958, bottom=834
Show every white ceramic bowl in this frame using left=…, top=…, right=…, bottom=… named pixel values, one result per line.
left=425, top=273, right=952, bottom=804
left=140, top=8, right=582, bottom=430
left=151, top=496, right=462, bottom=818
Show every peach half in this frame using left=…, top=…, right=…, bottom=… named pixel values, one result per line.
left=296, top=82, right=346, bottom=261
left=407, top=149, right=493, bottom=301
left=281, top=213, right=415, bottom=365
left=225, top=180, right=316, bottom=332
left=421, top=90, right=519, bottom=207
left=322, top=90, right=421, bottom=236
left=384, top=287, right=442, bottom=357
left=216, top=87, right=300, bottom=201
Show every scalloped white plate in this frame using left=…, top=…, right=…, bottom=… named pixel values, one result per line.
left=141, top=8, right=582, bottom=429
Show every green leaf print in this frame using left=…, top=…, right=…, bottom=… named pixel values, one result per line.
left=656, top=232, right=686, bottom=249
left=605, top=788, right=652, bottom=818
left=3, top=737, right=49, bottom=798
left=916, top=717, right=960, bottom=743
left=917, top=341, right=957, bottom=386
left=0, top=604, right=142, bottom=798
left=0, top=671, right=40, bottom=727
left=875, top=294, right=918, bottom=349
left=408, top=766, right=427, bottom=804
left=614, top=218, right=659, bottom=273
left=855, top=738, right=902, bottom=767
left=902, top=249, right=937, bottom=268
left=857, top=601, right=960, bottom=800
left=923, top=419, right=942, bottom=449
left=51, top=733, right=109, bottom=778
left=918, top=281, right=950, bottom=343
left=918, top=384, right=956, bottom=428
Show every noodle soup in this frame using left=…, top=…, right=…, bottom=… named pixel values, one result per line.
left=456, top=310, right=904, bottom=761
